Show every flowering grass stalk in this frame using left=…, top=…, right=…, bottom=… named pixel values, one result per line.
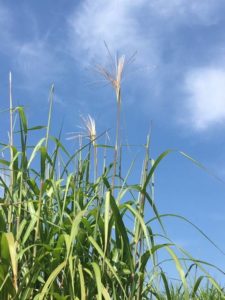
left=95, top=54, right=125, bottom=194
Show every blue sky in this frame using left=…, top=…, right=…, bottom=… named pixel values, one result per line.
left=1, top=0, right=225, bottom=283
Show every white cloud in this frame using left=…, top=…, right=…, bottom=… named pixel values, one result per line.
left=68, top=0, right=223, bottom=65
left=1, top=1, right=225, bottom=129
left=68, top=0, right=225, bottom=131
left=68, top=0, right=158, bottom=66
left=184, top=67, right=225, bottom=130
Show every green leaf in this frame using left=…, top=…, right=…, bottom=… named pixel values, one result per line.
left=1, top=233, right=10, bottom=262
left=27, top=138, right=46, bottom=168
left=40, top=146, right=47, bottom=180
left=92, top=262, right=102, bottom=300
left=108, top=191, right=134, bottom=272
left=17, top=106, right=28, bottom=134
left=28, top=125, right=46, bottom=131
left=38, top=260, right=67, bottom=300
left=78, top=261, right=86, bottom=300
left=161, top=271, right=172, bottom=300
left=166, top=246, right=189, bottom=300
left=191, top=276, right=205, bottom=298
left=143, top=150, right=172, bottom=191
left=88, top=236, right=127, bottom=298
left=0, top=159, right=10, bottom=166
left=3, top=233, right=17, bottom=291
left=104, top=191, right=110, bottom=256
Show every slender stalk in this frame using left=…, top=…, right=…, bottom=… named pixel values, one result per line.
left=16, top=173, right=23, bottom=241
left=103, top=132, right=108, bottom=174
left=112, top=56, right=124, bottom=194
left=33, top=85, right=54, bottom=259
left=45, top=84, right=54, bottom=150
left=112, top=89, right=121, bottom=194
left=9, top=72, right=13, bottom=182
left=95, top=54, right=125, bottom=194
left=93, top=143, right=97, bottom=183
left=8, top=72, right=13, bottom=232
left=34, top=179, right=43, bottom=259
left=101, top=132, right=108, bottom=197
left=134, top=134, right=150, bottom=300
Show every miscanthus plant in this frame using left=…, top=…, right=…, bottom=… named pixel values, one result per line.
left=0, top=63, right=224, bottom=300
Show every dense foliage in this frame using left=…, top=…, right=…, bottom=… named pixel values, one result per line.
left=0, top=65, right=224, bottom=299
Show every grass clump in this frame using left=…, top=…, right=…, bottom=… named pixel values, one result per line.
left=0, top=61, right=224, bottom=299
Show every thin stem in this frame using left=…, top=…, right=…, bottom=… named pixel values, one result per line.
left=8, top=72, right=13, bottom=232
left=94, top=144, right=98, bottom=183
left=112, top=88, right=121, bottom=194
left=45, top=84, right=54, bottom=150
left=34, top=179, right=44, bottom=258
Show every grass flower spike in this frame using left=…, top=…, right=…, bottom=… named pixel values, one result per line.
left=95, top=54, right=125, bottom=104
left=95, top=53, right=126, bottom=192
left=81, top=114, right=97, bottom=145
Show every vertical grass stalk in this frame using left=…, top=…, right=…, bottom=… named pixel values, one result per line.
left=8, top=72, right=13, bottom=232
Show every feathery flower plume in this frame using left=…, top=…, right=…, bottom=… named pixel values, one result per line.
left=81, top=114, right=96, bottom=145
left=66, top=114, right=96, bottom=145
left=95, top=55, right=125, bottom=104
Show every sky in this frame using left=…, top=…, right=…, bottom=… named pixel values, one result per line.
left=1, top=0, right=225, bottom=284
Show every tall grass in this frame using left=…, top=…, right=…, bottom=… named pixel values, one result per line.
left=0, top=63, right=224, bottom=299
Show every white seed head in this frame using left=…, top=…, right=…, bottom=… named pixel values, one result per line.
left=95, top=54, right=126, bottom=103
left=82, top=114, right=96, bottom=145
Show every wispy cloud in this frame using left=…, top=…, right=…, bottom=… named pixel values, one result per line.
left=183, top=66, right=225, bottom=130
left=1, top=1, right=225, bottom=129
left=68, top=0, right=158, bottom=65
left=0, top=4, right=14, bottom=53
left=68, top=0, right=224, bottom=63
left=0, top=3, right=64, bottom=90
left=14, top=39, right=63, bottom=88
left=68, top=0, right=225, bottom=131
